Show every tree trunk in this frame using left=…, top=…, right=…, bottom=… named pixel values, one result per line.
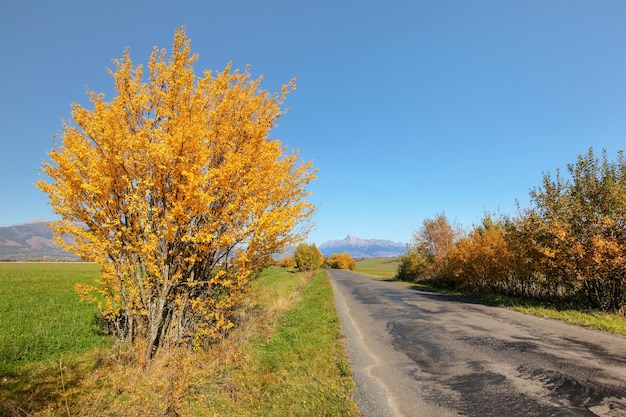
left=143, top=265, right=171, bottom=369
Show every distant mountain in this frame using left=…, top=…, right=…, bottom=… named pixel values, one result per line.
left=0, top=220, right=77, bottom=261
left=319, top=235, right=407, bottom=258
left=0, top=222, right=407, bottom=261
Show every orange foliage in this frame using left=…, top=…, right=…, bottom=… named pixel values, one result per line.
left=520, top=148, right=626, bottom=311
left=446, top=216, right=511, bottom=291
left=402, top=150, right=626, bottom=313
left=276, top=256, right=296, bottom=268
left=396, top=213, right=461, bottom=282
left=325, top=253, right=356, bottom=270
left=37, top=28, right=316, bottom=365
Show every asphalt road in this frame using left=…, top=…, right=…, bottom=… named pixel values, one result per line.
left=327, top=269, right=626, bottom=417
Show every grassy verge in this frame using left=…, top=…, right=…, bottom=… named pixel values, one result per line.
left=445, top=290, right=626, bottom=336
left=0, top=265, right=359, bottom=416
left=354, top=258, right=626, bottom=337
left=194, top=269, right=359, bottom=416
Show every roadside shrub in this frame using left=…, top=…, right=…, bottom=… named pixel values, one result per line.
left=396, top=246, right=431, bottom=281
left=275, top=256, right=296, bottom=268
left=397, top=212, right=462, bottom=282
left=399, top=149, right=626, bottom=315
left=293, top=243, right=324, bottom=271
left=518, top=148, right=626, bottom=312
left=325, top=253, right=356, bottom=270
left=445, top=215, right=511, bottom=292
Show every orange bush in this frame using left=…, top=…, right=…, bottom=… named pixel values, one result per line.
left=37, top=28, right=316, bottom=366
left=446, top=216, right=511, bottom=292
left=325, top=253, right=356, bottom=270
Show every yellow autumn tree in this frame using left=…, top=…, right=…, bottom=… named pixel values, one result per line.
left=325, top=253, right=356, bottom=270
left=37, top=28, right=316, bottom=366
left=293, top=243, right=324, bottom=271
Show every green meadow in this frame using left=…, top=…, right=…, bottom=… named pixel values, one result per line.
left=0, top=263, right=358, bottom=416
left=0, top=262, right=106, bottom=376
left=355, top=257, right=400, bottom=279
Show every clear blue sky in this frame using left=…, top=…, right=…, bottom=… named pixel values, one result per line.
left=2, top=0, right=625, bottom=245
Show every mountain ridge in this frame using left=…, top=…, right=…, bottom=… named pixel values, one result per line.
left=0, top=220, right=77, bottom=261
left=0, top=221, right=407, bottom=261
left=319, top=235, right=406, bottom=258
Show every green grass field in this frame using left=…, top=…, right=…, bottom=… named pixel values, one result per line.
left=0, top=262, right=106, bottom=376
left=355, top=257, right=400, bottom=279
left=0, top=264, right=358, bottom=416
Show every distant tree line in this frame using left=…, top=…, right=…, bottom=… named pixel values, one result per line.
left=398, top=148, right=626, bottom=314
left=277, top=243, right=355, bottom=271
